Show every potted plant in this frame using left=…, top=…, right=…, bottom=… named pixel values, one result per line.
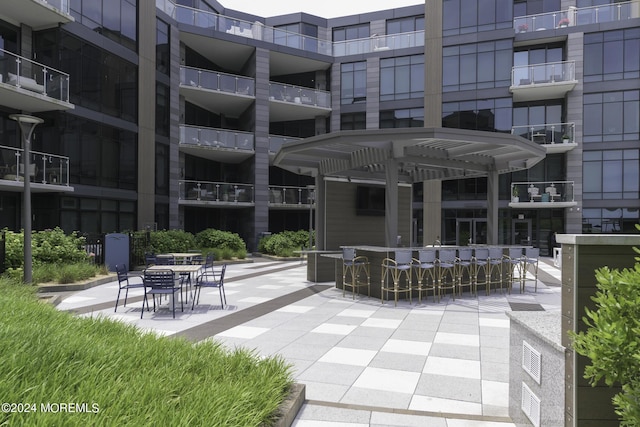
left=562, top=134, right=570, bottom=143
left=557, top=18, right=569, bottom=28
left=518, top=23, right=528, bottom=33
left=512, top=186, right=520, bottom=202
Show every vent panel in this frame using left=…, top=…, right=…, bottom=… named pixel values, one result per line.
left=522, top=340, right=542, bottom=384
left=522, top=382, right=541, bottom=427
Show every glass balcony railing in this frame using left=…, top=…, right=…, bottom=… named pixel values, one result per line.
left=511, top=61, right=575, bottom=87
left=158, top=0, right=422, bottom=56
left=512, top=122, right=575, bottom=145
left=268, top=135, right=302, bottom=153
left=268, top=185, right=314, bottom=205
left=179, top=180, right=254, bottom=203
left=511, top=181, right=575, bottom=204
left=180, top=66, right=254, bottom=96
left=180, top=125, right=254, bottom=151
left=0, top=48, right=70, bottom=103
left=333, top=31, right=425, bottom=56
left=268, top=82, right=330, bottom=108
left=0, top=144, right=70, bottom=186
left=514, top=1, right=639, bottom=33
left=40, top=0, right=70, bottom=14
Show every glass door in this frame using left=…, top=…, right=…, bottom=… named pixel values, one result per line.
left=456, top=219, right=488, bottom=245
left=512, top=219, right=532, bottom=245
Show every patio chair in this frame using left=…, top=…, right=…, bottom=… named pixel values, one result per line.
left=192, top=264, right=227, bottom=309
left=505, top=247, right=525, bottom=293
left=523, top=248, right=540, bottom=292
left=487, top=247, right=506, bottom=294
left=114, top=264, right=144, bottom=312
left=456, top=248, right=475, bottom=297
left=412, top=249, right=437, bottom=303
left=436, top=249, right=457, bottom=301
left=342, top=248, right=370, bottom=299
left=472, top=248, right=490, bottom=295
left=141, top=269, right=183, bottom=318
left=144, top=252, right=157, bottom=267
left=381, top=250, right=413, bottom=306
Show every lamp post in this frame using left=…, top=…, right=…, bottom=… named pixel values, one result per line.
left=307, top=185, right=315, bottom=249
left=10, top=114, right=44, bottom=284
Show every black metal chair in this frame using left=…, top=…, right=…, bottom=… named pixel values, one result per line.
left=192, top=264, right=227, bottom=309
left=141, top=269, right=183, bottom=318
left=144, top=252, right=157, bottom=267
left=114, top=264, right=144, bottom=312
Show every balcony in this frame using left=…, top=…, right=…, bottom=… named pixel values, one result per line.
left=514, top=1, right=640, bottom=33
left=180, top=125, right=254, bottom=163
left=0, top=145, right=73, bottom=193
left=268, top=185, right=314, bottom=209
left=510, top=61, right=577, bottom=102
left=0, top=0, right=73, bottom=30
left=511, top=122, right=577, bottom=154
left=269, top=82, right=331, bottom=121
left=180, top=66, right=254, bottom=116
left=0, top=48, right=73, bottom=112
left=333, top=31, right=425, bottom=56
left=509, top=181, right=577, bottom=209
left=268, top=135, right=302, bottom=156
left=179, top=180, right=254, bottom=206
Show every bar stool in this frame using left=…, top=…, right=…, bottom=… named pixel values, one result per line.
left=456, top=248, right=475, bottom=297
left=523, top=248, right=540, bottom=292
left=381, top=250, right=413, bottom=306
left=436, top=249, right=457, bottom=301
left=487, top=247, right=505, bottom=293
left=472, top=247, right=490, bottom=295
left=505, top=247, right=524, bottom=293
left=412, top=249, right=437, bottom=303
left=342, top=248, right=370, bottom=299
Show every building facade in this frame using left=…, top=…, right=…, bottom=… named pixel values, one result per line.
left=0, top=0, right=638, bottom=252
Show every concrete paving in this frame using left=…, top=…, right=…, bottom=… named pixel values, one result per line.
left=54, top=256, right=562, bottom=426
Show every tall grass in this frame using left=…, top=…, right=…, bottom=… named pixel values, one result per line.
left=0, top=281, right=293, bottom=426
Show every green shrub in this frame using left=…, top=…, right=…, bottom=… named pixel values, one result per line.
left=258, top=230, right=311, bottom=257
left=195, top=229, right=246, bottom=252
left=3, top=227, right=88, bottom=270
left=149, top=229, right=195, bottom=253
left=5, top=263, right=103, bottom=285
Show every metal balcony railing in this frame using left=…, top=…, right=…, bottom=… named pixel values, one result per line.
left=514, top=1, right=639, bottom=33
left=0, top=144, right=70, bottom=186
left=180, top=66, right=255, bottom=96
left=268, top=135, right=302, bottom=154
left=268, top=185, right=314, bottom=205
left=512, top=122, right=575, bottom=145
left=180, top=125, right=254, bottom=151
left=179, top=180, right=254, bottom=203
left=511, top=61, right=575, bottom=87
left=268, top=82, right=331, bottom=108
left=511, top=181, right=575, bottom=204
left=0, top=48, right=70, bottom=103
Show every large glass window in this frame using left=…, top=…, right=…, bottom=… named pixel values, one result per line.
left=0, top=19, right=19, bottom=53
left=156, top=83, right=170, bottom=137
left=341, top=113, right=366, bottom=130
left=274, top=23, right=318, bottom=51
left=155, top=142, right=169, bottom=196
left=380, top=55, right=424, bottom=101
left=584, top=29, right=640, bottom=82
left=61, top=197, right=135, bottom=233
left=443, top=0, right=513, bottom=36
left=69, top=0, right=137, bottom=51
left=584, top=149, right=639, bottom=200
left=443, top=40, right=512, bottom=92
left=582, top=208, right=640, bottom=234
left=386, top=16, right=424, bottom=34
left=333, top=24, right=369, bottom=42
left=380, top=108, right=424, bottom=128
left=443, top=98, right=512, bottom=133
left=156, top=18, right=170, bottom=76
left=341, top=62, right=366, bottom=105
left=583, top=90, right=640, bottom=143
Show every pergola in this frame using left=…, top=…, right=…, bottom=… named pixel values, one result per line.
left=274, top=127, right=546, bottom=247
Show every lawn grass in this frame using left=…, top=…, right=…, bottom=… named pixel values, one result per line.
left=0, top=280, right=293, bottom=426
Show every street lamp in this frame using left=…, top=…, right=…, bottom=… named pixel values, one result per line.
left=10, top=114, right=44, bottom=284
left=307, top=185, right=315, bottom=249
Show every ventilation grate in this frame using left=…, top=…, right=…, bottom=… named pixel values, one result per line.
left=522, top=340, right=542, bottom=384
left=522, top=382, right=541, bottom=427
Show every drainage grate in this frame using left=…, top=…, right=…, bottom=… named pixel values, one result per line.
left=509, top=302, right=545, bottom=311
left=521, top=382, right=541, bottom=427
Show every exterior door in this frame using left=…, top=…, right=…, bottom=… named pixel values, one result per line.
left=512, top=219, right=532, bottom=245
left=456, top=219, right=488, bottom=245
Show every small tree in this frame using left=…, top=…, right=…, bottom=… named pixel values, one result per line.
left=570, top=227, right=640, bottom=426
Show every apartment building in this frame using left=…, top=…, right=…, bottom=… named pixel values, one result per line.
left=0, top=0, right=638, bottom=252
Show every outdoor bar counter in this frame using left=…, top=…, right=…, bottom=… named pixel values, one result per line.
left=325, top=245, right=530, bottom=300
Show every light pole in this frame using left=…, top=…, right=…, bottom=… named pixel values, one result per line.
left=307, top=185, right=315, bottom=249
left=10, top=114, right=44, bottom=284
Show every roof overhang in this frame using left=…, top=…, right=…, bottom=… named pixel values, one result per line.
left=273, top=127, right=546, bottom=183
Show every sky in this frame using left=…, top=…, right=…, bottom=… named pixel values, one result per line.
left=220, top=0, right=422, bottom=18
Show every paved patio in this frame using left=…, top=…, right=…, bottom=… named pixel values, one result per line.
left=54, top=257, right=562, bottom=426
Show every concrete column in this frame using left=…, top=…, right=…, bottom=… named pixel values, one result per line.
left=385, top=159, right=399, bottom=247
left=315, top=174, right=325, bottom=250
left=487, top=169, right=499, bottom=245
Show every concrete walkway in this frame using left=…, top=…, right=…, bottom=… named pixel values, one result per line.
left=54, top=257, right=562, bottom=426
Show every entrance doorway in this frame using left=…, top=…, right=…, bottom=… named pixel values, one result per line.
left=456, top=219, right=487, bottom=245
left=512, top=219, right=532, bottom=245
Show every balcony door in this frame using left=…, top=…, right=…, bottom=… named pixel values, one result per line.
left=456, top=219, right=487, bottom=245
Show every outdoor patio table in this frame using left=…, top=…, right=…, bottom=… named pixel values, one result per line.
left=146, top=264, right=203, bottom=302
left=156, top=252, right=203, bottom=264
